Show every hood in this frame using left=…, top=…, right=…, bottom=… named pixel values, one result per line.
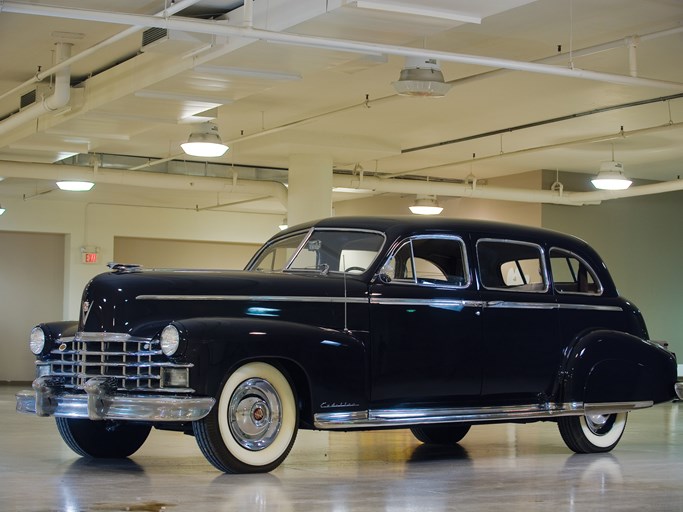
left=80, top=268, right=369, bottom=337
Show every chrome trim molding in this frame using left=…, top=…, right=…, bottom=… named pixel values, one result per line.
left=369, top=298, right=484, bottom=308
left=137, top=294, right=368, bottom=303
left=313, top=401, right=653, bottom=429
left=557, top=304, right=623, bottom=312
left=16, top=376, right=215, bottom=421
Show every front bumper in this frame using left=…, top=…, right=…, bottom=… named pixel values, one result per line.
left=16, top=376, right=215, bottom=422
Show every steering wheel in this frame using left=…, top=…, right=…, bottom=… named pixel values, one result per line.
left=344, top=266, right=366, bottom=273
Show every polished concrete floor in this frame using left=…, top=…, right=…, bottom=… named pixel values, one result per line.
left=3, top=384, right=683, bottom=512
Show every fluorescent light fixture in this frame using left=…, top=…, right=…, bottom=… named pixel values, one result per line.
left=56, top=181, right=95, bottom=191
left=393, top=56, right=452, bottom=97
left=591, top=161, right=632, bottom=190
left=181, top=122, right=229, bottom=157
left=409, top=195, right=443, bottom=215
left=134, top=89, right=229, bottom=106
left=193, top=65, right=301, bottom=81
left=332, top=187, right=375, bottom=194
left=353, top=1, right=482, bottom=24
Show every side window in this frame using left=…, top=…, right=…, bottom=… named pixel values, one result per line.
left=550, top=248, right=602, bottom=295
left=477, top=239, right=548, bottom=292
left=381, top=236, right=468, bottom=287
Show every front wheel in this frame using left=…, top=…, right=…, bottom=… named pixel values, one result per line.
left=56, top=417, right=151, bottom=458
left=193, top=362, right=298, bottom=473
left=558, top=412, right=628, bottom=453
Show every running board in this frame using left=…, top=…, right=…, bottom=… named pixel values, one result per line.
left=313, top=401, right=653, bottom=430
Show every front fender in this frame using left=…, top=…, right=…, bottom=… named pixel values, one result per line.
left=173, top=317, right=368, bottom=420
left=560, top=329, right=677, bottom=406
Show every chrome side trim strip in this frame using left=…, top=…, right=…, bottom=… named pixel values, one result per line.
left=313, top=401, right=653, bottom=429
left=369, top=298, right=484, bottom=308
left=486, top=301, right=557, bottom=310
left=136, top=294, right=368, bottom=304
left=557, top=304, right=623, bottom=312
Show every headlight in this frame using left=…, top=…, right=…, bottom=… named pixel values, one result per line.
left=30, top=326, right=46, bottom=355
left=160, top=324, right=180, bottom=356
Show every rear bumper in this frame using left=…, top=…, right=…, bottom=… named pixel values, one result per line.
left=16, top=376, right=215, bottom=422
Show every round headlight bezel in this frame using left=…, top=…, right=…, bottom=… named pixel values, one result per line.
left=30, top=326, right=46, bottom=355
left=160, top=324, right=181, bottom=356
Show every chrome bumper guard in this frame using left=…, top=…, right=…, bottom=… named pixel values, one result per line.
left=675, top=381, right=683, bottom=400
left=16, top=376, right=215, bottom=422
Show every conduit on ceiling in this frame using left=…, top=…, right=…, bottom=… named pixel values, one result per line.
left=1, top=160, right=682, bottom=208
left=2, top=1, right=683, bottom=92
left=0, top=0, right=205, bottom=104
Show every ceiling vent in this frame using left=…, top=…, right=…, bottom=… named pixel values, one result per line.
left=19, top=83, right=51, bottom=109
left=141, top=28, right=213, bottom=55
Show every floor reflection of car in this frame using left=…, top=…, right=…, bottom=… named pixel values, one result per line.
left=16, top=217, right=681, bottom=473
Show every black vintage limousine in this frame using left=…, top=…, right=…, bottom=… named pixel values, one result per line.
left=17, top=216, right=682, bottom=473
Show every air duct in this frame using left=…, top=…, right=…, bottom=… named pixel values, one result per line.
left=0, top=42, right=72, bottom=137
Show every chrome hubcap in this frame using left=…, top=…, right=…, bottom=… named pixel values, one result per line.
left=228, top=378, right=282, bottom=451
left=585, top=413, right=611, bottom=435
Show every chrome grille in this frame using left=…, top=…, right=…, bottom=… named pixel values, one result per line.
left=49, top=332, right=189, bottom=392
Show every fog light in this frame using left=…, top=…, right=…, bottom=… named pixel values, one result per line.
left=161, top=368, right=189, bottom=388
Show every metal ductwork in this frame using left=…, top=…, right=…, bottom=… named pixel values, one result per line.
left=0, top=42, right=72, bottom=137
left=1, top=160, right=682, bottom=209
left=0, top=161, right=288, bottom=207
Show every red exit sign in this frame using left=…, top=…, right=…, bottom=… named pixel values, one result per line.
left=81, top=246, right=100, bottom=264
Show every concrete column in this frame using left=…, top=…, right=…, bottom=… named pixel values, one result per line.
left=287, top=154, right=333, bottom=226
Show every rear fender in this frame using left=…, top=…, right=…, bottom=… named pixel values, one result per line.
left=560, top=329, right=677, bottom=406
left=172, top=317, right=368, bottom=422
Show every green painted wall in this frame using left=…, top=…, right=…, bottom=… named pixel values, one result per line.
left=541, top=171, right=683, bottom=356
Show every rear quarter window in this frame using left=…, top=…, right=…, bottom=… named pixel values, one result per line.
left=477, top=239, right=548, bottom=292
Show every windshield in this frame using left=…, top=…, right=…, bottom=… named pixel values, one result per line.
left=249, top=229, right=385, bottom=274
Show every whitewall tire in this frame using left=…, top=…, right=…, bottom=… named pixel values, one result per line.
left=194, top=362, right=298, bottom=473
left=558, top=412, right=627, bottom=453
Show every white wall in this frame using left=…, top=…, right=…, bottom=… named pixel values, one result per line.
left=0, top=197, right=282, bottom=321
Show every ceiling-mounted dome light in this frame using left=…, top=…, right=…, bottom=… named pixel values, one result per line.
left=392, top=56, right=452, bottom=98
left=591, top=161, right=632, bottom=190
left=181, top=122, right=229, bottom=157
left=56, top=181, right=95, bottom=191
left=409, top=195, right=443, bottom=215
left=0, top=203, right=5, bottom=215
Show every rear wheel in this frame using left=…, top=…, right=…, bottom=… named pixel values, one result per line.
left=55, top=417, right=151, bottom=458
left=558, top=412, right=627, bottom=453
left=410, top=424, right=471, bottom=445
left=193, top=362, right=298, bottom=473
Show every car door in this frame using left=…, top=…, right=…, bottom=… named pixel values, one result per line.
left=475, top=237, right=561, bottom=402
left=368, top=235, right=483, bottom=406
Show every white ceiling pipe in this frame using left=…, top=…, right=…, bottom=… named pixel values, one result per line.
left=332, top=174, right=683, bottom=206
left=0, top=43, right=72, bottom=136
left=1, top=159, right=681, bottom=208
left=0, top=161, right=288, bottom=206
left=0, top=0, right=204, bottom=104
left=3, top=2, right=683, bottom=92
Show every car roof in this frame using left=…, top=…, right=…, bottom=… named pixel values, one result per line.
left=282, top=216, right=586, bottom=247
